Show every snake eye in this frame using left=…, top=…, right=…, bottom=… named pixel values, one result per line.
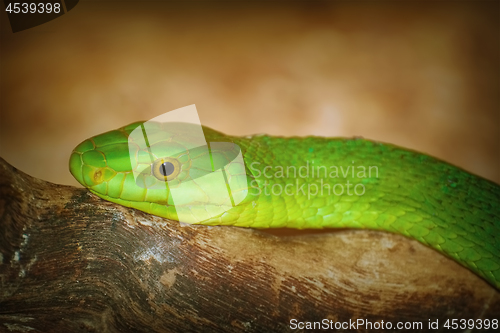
left=160, top=162, right=175, bottom=176
left=152, top=157, right=181, bottom=181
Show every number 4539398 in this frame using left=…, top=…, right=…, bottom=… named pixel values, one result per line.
left=5, top=2, right=61, bottom=14
left=443, top=319, right=498, bottom=330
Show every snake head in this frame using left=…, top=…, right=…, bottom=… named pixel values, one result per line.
left=69, top=121, right=253, bottom=223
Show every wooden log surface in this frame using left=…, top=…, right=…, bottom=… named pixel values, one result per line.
left=0, top=156, right=498, bottom=333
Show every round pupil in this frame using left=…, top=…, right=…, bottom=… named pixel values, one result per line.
left=160, top=162, right=175, bottom=177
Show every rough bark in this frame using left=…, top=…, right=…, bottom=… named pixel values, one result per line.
left=0, top=157, right=498, bottom=333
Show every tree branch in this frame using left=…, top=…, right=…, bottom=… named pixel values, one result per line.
left=0, top=157, right=498, bottom=333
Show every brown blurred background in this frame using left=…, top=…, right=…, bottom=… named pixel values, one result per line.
left=1, top=1, right=498, bottom=187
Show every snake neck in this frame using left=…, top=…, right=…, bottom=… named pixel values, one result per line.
left=214, top=134, right=499, bottom=229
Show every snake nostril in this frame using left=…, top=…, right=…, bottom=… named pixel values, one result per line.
left=94, top=170, right=103, bottom=182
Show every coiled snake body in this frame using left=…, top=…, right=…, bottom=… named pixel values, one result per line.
left=70, top=121, right=500, bottom=289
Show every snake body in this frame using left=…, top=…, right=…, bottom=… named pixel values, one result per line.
left=70, top=121, right=500, bottom=289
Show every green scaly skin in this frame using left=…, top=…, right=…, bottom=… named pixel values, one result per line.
left=69, top=121, right=500, bottom=289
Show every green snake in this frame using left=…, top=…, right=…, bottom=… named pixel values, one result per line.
left=69, top=121, right=500, bottom=289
